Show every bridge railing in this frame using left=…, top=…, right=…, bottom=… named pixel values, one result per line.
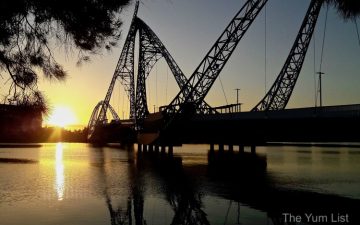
left=191, top=104, right=360, bottom=121
left=212, top=103, right=242, bottom=114
left=158, top=104, right=220, bottom=115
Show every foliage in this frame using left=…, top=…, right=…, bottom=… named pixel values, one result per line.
left=325, top=0, right=360, bottom=20
left=7, top=89, right=49, bottom=114
left=0, top=0, right=131, bottom=106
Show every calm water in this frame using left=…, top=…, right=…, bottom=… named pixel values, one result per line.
left=0, top=143, right=359, bottom=225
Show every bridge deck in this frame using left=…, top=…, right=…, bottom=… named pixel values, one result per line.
left=155, top=104, right=360, bottom=145
left=195, top=104, right=360, bottom=121
left=94, top=104, right=360, bottom=145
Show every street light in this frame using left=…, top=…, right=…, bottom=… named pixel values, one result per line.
left=235, top=88, right=241, bottom=112
left=316, top=72, right=324, bottom=107
left=235, top=88, right=240, bottom=104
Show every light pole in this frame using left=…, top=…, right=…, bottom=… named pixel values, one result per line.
left=235, top=88, right=241, bottom=112
left=317, top=72, right=324, bottom=107
left=235, top=88, right=240, bottom=104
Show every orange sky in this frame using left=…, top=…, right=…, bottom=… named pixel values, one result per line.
left=33, top=0, right=360, bottom=128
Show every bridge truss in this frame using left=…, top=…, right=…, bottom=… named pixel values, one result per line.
left=252, top=0, right=323, bottom=111
left=89, top=0, right=326, bottom=140
left=163, top=0, right=268, bottom=122
left=88, top=1, right=216, bottom=137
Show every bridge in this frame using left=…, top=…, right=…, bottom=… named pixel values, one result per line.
left=87, top=0, right=360, bottom=149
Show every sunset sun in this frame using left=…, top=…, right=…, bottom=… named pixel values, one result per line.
left=47, top=106, right=77, bottom=128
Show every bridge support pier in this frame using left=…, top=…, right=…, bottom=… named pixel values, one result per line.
left=168, top=145, right=173, bottom=155
left=138, top=144, right=142, bottom=152
left=154, top=145, right=159, bottom=153
left=161, top=146, right=166, bottom=154
left=149, top=145, right=154, bottom=152
left=228, top=144, right=233, bottom=152
left=239, top=145, right=245, bottom=153
left=219, top=144, right=224, bottom=152
left=251, top=145, right=256, bottom=154
left=210, top=144, right=215, bottom=153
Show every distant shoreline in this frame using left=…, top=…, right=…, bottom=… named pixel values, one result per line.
left=1, top=142, right=360, bottom=149
left=265, top=142, right=360, bottom=148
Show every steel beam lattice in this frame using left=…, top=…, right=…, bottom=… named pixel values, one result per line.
left=135, top=27, right=151, bottom=124
left=252, top=0, right=323, bottom=111
left=90, top=0, right=269, bottom=136
left=136, top=18, right=188, bottom=89
left=164, top=0, right=268, bottom=118
left=135, top=18, right=217, bottom=124
left=98, top=1, right=139, bottom=123
left=87, top=101, right=120, bottom=139
left=88, top=2, right=139, bottom=138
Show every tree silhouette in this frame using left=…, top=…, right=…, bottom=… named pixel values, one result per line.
left=1, top=0, right=358, bottom=108
left=0, top=0, right=131, bottom=106
left=326, top=0, right=360, bottom=20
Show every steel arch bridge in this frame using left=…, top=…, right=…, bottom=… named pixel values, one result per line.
left=88, top=0, right=325, bottom=142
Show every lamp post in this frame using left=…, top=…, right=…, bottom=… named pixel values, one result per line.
left=235, top=88, right=240, bottom=104
left=317, top=72, right=324, bottom=107
left=235, top=88, right=241, bottom=112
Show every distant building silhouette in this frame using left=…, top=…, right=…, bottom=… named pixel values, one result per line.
left=0, top=104, right=42, bottom=141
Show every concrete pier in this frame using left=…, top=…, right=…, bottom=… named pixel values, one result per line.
left=219, top=144, right=224, bottom=152
left=239, top=145, right=244, bottom=153
left=168, top=145, right=173, bottom=155
left=251, top=145, right=256, bottom=154
left=210, top=144, right=215, bottom=153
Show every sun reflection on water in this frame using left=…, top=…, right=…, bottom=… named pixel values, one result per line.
left=55, top=143, right=65, bottom=201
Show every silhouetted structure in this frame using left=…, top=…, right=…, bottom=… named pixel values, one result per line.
left=88, top=0, right=360, bottom=148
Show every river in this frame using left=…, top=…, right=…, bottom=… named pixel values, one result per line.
left=0, top=143, right=359, bottom=225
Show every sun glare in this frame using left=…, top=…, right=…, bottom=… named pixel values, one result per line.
left=47, top=106, right=77, bottom=128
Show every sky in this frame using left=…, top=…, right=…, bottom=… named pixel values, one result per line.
left=31, top=0, right=360, bottom=127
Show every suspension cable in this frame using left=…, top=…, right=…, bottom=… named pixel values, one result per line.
left=264, top=3, right=267, bottom=94
left=316, top=4, right=329, bottom=107
left=355, top=18, right=360, bottom=47
left=313, top=29, right=317, bottom=107
left=117, top=81, right=120, bottom=118
left=110, top=83, right=114, bottom=116
left=165, top=66, right=169, bottom=104
left=155, top=63, right=158, bottom=111
left=319, top=4, right=328, bottom=73
left=147, top=74, right=151, bottom=111
left=123, top=90, right=127, bottom=119
left=219, top=77, right=228, bottom=105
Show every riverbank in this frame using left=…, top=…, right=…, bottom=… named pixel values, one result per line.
left=0, top=127, right=87, bottom=143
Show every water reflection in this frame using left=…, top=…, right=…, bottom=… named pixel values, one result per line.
left=1, top=144, right=359, bottom=224
left=136, top=152, right=210, bottom=225
left=97, top=147, right=360, bottom=225
left=92, top=148, right=268, bottom=224
left=91, top=147, right=136, bottom=225
left=55, top=142, right=64, bottom=201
